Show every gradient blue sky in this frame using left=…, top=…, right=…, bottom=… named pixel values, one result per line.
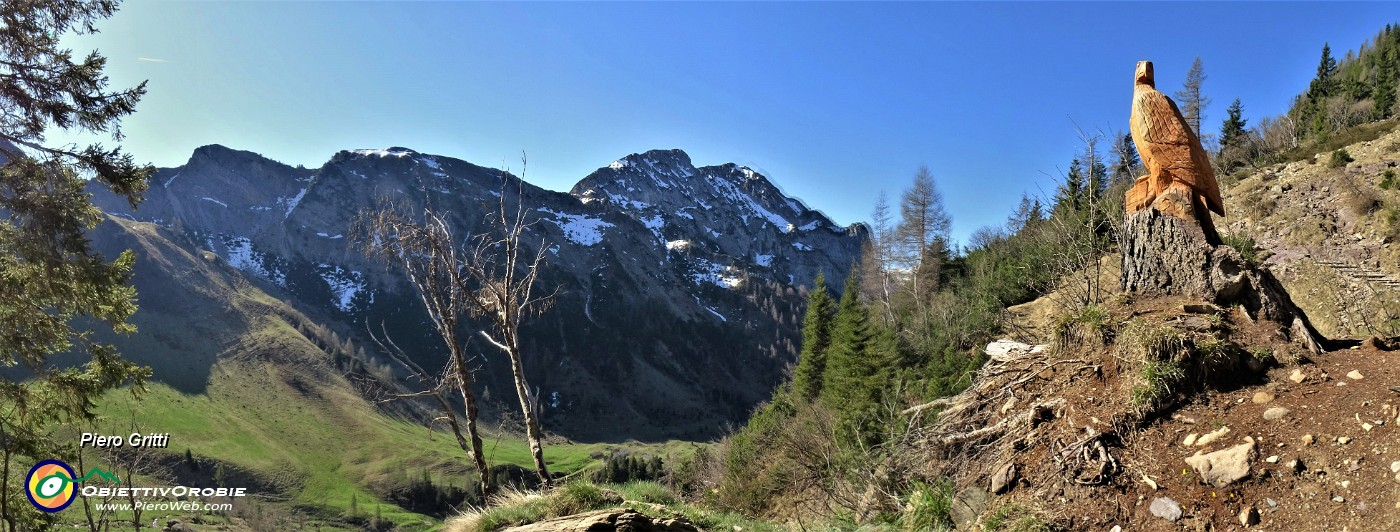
left=60, top=2, right=1396, bottom=246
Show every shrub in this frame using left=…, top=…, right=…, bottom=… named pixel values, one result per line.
left=900, top=478, right=955, bottom=531
left=1052, top=304, right=1112, bottom=352
left=1132, top=359, right=1185, bottom=409
left=1328, top=149, right=1354, bottom=168
left=1220, top=233, right=1260, bottom=268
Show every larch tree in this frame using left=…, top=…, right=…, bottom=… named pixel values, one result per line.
left=897, top=166, right=952, bottom=268
left=1174, top=56, right=1211, bottom=138
left=858, top=191, right=897, bottom=326
left=896, top=165, right=952, bottom=301
left=0, top=2, right=155, bottom=530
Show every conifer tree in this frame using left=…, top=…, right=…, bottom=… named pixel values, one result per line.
left=1175, top=57, right=1211, bottom=137
left=1374, top=52, right=1396, bottom=119
left=1312, top=43, right=1339, bottom=100
left=1220, top=99, right=1248, bottom=150
left=0, top=3, right=154, bottom=528
left=820, top=276, right=880, bottom=441
left=1053, top=159, right=1086, bottom=216
left=793, top=273, right=835, bottom=400
left=1110, top=133, right=1141, bottom=186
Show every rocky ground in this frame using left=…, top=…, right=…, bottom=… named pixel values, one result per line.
left=1220, top=123, right=1400, bottom=339
left=1113, top=341, right=1399, bottom=531
left=931, top=293, right=1399, bottom=531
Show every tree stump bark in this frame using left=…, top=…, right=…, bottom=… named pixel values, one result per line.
left=1120, top=206, right=1325, bottom=354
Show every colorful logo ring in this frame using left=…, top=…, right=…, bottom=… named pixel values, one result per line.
left=26, top=460, right=77, bottom=513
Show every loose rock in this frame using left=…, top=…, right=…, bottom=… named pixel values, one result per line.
left=1301, top=434, right=1315, bottom=445
left=1150, top=497, right=1183, bottom=521
left=1289, top=369, right=1306, bottom=383
left=1252, top=391, right=1275, bottom=404
left=1263, top=407, right=1290, bottom=421
left=1390, top=460, right=1400, bottom=474
left=1183, top=433, right=1198, bottom=446
left=1265, top=455, right=1279, bottom=463
left=1197, top=426, right=1231, bottom=446
left=990, top=462, right=1017, bottom=494
left=1239, top=505, right=1260, bottom=526
left=1347, top=370, right=1365, bottom=380
left=1185, top=437, right=1256, bottom=487
left=1338, top=436, right=1352, bottom=445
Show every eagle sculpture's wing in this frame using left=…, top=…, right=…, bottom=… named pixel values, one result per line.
left=1130, top=89, right=1226, bottom=216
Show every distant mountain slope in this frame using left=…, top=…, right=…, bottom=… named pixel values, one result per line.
left=90, top=145, right=866, bottom=441
left=1219, top=123, right=1400, bottom=338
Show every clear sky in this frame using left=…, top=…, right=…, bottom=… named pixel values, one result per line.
left=59, top=2, right=1397, bottom=247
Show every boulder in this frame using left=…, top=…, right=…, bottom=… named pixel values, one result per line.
left=950, top=487, right=990, bottom=530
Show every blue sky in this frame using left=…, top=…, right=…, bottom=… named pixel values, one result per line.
left=61, top=2, right=1396, bottom=246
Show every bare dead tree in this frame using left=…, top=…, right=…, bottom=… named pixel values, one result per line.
left=365, top=321, right=484, bottom=484
left=464, top=159, right=558, bottom=488
left=353, top=201, right=493, bottom=497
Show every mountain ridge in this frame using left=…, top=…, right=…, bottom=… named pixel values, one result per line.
left=89, top=143, right=866, bottom=441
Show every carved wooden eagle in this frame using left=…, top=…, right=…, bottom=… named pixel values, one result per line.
left=1128, top=60, right=1225, bottom=217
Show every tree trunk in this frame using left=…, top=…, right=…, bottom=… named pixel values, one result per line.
left=2, top=444, right=12, bottom=532
left=451, top=349, right=492, bottom=498
left=1120, top=206, right=1325, bottom=354
left=507, top=339, right=551, bottom=488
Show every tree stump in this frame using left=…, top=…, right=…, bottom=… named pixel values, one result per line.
left=1120, top=205, right=1325, bottom=354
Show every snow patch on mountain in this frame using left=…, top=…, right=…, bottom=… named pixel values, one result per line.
left=220, top=236, right=284, bottom=285
left=281, top=187, right=308, bottom=219
left=353, top=148, right=413, bottom=158
left=538, top=209, right=612, bottom=246
left=691, top=259, right=744, bottom=289
left=318, top=264, right=367, bottom=312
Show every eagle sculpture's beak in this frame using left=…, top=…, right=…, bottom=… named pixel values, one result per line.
left=1136, top=61, right=1154, bottom=87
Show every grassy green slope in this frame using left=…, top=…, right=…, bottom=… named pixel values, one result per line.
left=70, top=217, right=681, bottom=530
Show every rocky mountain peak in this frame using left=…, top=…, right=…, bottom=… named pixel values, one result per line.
left=92, top=143, right=866, bottom=440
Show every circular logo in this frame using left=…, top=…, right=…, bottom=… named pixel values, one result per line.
left=26, top=460, right=76, bottom=513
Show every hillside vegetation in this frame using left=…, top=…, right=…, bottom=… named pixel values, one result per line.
left=669, top=22, right=1400, bottom=532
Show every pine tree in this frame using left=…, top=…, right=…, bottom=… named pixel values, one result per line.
left=820, top=276, right=880, bottom=436
left=1053, top=159, right=1086, bottom=216
left=1374, top=49, right=1397, bottom=119
left=1309, top=43, right=1339, bottom=103
left=1219, top=99, right=1248, bottom=150
left=793, top=273, right=835, bottom=400
left=0, top=3, right=154, bottom=528
left=1175, top=57, right=1211, bottom=137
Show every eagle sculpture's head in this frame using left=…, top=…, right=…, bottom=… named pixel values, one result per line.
left=1135, top=61, right=1155, bottom=88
